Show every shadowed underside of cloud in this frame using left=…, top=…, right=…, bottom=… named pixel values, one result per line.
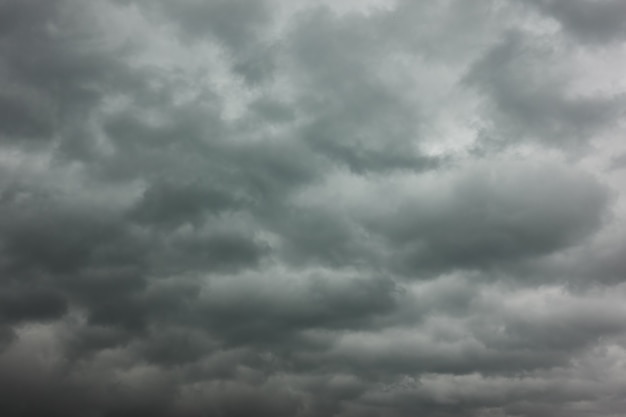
left=0, top=0, right=625, bottom=416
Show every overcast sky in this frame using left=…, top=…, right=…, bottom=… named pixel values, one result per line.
left=1, top=0, right=626, bottom=416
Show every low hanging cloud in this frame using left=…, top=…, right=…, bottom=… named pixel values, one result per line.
left=1, top=0, right=625, bottom=416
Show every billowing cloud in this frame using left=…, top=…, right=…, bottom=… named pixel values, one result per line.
left=0, top=0, right=625, bottom=416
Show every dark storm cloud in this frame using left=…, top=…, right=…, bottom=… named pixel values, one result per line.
left=192, top=271, right=399, bottom=346
left=0, top=92, right=55, bottom=139
left=0, top=190, right=125, bottom=274
left=610, top=152, right=626, bottom=170
left=153, top=0, right=272, bottom=48
left=374, top=162, right=610, bottom=275
left=465, top=31, right=625, bottom=150
left=122, top=0, right=276, bottom=84
left=287, top=7, right=439, bottom=173
left=520, top=0, right=626, bottom=43
left=0, top=287, right=67, bottom=324
left=0, top=0, right=140, bottom=147
left=0, top=0, right=625, bottom=416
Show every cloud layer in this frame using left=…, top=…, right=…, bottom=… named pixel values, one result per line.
left=1, top=0, right=625, bottom=416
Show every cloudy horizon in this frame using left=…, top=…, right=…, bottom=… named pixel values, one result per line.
left=1, top=0, right=626, bottom=416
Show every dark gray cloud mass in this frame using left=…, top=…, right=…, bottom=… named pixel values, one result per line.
left=0, top=0, right=625, bottom=416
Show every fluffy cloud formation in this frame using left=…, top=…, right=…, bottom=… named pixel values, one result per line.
left=0, top=0, right=625, bottom=416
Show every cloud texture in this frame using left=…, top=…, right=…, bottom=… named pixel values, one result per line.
left=1, top=0, right=625, bottom=416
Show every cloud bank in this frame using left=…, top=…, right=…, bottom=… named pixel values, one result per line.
left=1, top=0, right=625, bottom=416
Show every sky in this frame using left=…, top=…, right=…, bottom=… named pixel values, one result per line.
left=0, top=0, right=626, bottom=416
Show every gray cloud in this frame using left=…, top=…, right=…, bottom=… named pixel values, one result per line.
left=520, top=0, right=626, bottom=43
left=376, top=162, right=610, bottom=275
left=465, top=31, right=625, bottom=150
left=0, top=0, right=625, bottom=416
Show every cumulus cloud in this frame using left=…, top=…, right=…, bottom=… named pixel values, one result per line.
left=0, top=0, right=625, bottom=416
